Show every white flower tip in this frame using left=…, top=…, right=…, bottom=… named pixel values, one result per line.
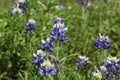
left=28, top=19, right=36, bottom=24
left=64, top=27, right=68, bottom=31
left=93, top=72, right=102, bottom=79
left=47, top=37, right=50, bottom=41
left=105, top=36, right=109, bottom=40
left=68, top=6, right=72, bottom=10
left=79, top=55, right=88, bottom=61
left=55, top=6, right=59, bottom=10
left=43, top=59, right=51, bottom=68
left=33, top=53, right=37, bottom=57
left=100, top=66, right=106, bottom=71
left=18, top=0, right=25, bottom=3
left=37, top=49, right=43, bottom=55
left=41, top=40, right=45, bottom=44
left=99, top=33, right=104, bottom=39
left=57, top=17, right=61, bottom=20
left=107, top=56, right=119, bottom=63
left=87, top=3, right=91, bottom=6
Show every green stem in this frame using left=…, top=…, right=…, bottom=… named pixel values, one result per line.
left=46, top=50, right=48, bottom=60
left=37, top=0, right=47, bottom=10
left=100, top=48, right=102, bottom=62
left=57, top=41, right=60, bottom=71
left=56, top=41, right=59, bottom=61
left=55, top=41, right=60, bottom=80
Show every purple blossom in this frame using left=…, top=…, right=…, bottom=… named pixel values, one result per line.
left=94, top=34, right=110, bottom=50
left=93, top=57, right=120, bottom=79
left=104, top=57, right=120, bottom=77
left=33, top=50, right=56, bottom=77
left=26, top=19, right=37, bottom=31
left=76, top=0, right=91, bottom=8
left=10, top=0, right=27, bottom=16
left=33, top=50, right=46, bottom=68
left=38, top=65, right=56, bottom=77
left=104, top=0, right=108, bottom=4
left=40, top=38, right=54, bottom=52
left=76, top=56, right=89, bottom=68
left=58, top=5, right=65, bottom=11
left=50, top=18, right=68, bottom=44
left=18, top=2, right=27, bottom=10
left=38, top=59, right=56, bottom=77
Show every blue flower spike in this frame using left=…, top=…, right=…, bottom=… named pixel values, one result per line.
left=94, top=33, right=111, bottom=50
left=10, top=0, right=27, bottom=16
left=93, top=56, right=120, bottom=79
left=38, top=59, right=56, bottom=77
left=40, top=37, right=54, bottom=52
left=26, top=19, right=37, bottom=31
left=76, top=55, right=89, bottom=67
left=50, top=18, right=68, bottom=44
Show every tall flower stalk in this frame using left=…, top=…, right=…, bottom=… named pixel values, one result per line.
left=94, top=34, right=111, bottom=63
left=33, top=17, right=68, bottom=79
left=25, top=19, right=37, bottom=46
left=76, top=55, right=90, bottom=79
left=50, top=18, right=68, bottom=78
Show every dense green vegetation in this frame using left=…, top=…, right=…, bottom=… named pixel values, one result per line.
left=0, top=0, right=120, bottom=80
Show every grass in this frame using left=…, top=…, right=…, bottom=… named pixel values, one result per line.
left=0, top=0, right=120, bottom=80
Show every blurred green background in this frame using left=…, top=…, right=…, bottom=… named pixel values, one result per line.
left=0, top=0, right=11, bottom=10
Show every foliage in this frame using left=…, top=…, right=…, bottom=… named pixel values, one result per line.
left=0, top=0, right=120, bottom=80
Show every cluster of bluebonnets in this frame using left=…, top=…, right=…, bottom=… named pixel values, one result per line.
left=33, top=49, right=56, bottom=77
left=75, top=34, right=120, bottom=80
left=8, top=0, right=120, bottom=79
left=10, top=0, right=27, bottom=16
left=92, top=34, right=120, bottom=80
left=33, top=17, right=68, bottom=77
left=93, top=57, right=120, bottom=80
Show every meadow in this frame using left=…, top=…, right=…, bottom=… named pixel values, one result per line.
left=0, top=0, right=120, bottom=80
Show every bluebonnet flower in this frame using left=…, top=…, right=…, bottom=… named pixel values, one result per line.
left=50, top=18, right=68, bottom=44
left=94, top=34, right=111, bottom=50
left=93, top=57, right=120, bottom=79
left=33, top=50, right=46, bottom=68
left=38, top=59, right=56, bottom=77
left=104, top=0, right=108, bottom=4
left=53, top=18, right=65, bottom=28
left=33, top=50, right=56, bottom=77
left=104, top=57, right=120, bottom=77
left=17, top=0, right=27, bottom=10
left=76, top=0, right=91, bottom=8
left=56, top=5, right=65, bottom=11
left=26, top=19, right=37, bottom=31
left=59, top=5, right=65, bottom=11
left=10, top=7, right=23, bottom=16
left=10, top=0, right=26, bottom=16
left=93, top=66, right=105, bottom=79
left=40, top=37, right=54, bottom=52
left=76, top=55, right=89, bottom=68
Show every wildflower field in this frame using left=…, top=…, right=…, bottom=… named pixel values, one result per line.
left=0, top=0, right=120, bottom=80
